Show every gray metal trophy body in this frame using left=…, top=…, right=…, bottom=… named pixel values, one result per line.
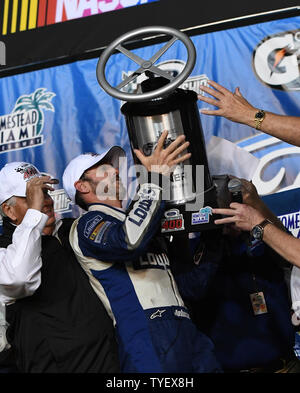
left=96, top=26, right=223, bottom=235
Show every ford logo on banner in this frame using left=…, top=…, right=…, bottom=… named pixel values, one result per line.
left=237, top=134, right=300, bottom=196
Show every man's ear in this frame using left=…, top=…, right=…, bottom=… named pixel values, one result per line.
left=1, top=203, right=17, bottom=222
left=74, top=180, right=90, bottom=194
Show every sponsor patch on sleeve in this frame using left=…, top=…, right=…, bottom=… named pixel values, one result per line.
left=93, top=221, right=115, bottom=244
left=83, top=215, right=103, bottom=238
left=89, top=221, right=105, bottom=240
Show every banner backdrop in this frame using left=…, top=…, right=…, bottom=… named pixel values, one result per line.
left=1, top=2, right=299, bottom=73
left=1, top=0, right=159, bottom=36
left=0, top=14, right=299, bottom=236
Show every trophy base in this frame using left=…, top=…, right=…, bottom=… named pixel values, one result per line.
left=160, top=175, right=231, bottom=235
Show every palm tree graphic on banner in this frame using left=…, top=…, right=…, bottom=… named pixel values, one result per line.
left=12, top=88, right=56, bottom=135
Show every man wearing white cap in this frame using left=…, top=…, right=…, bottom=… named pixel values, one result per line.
left=0, top=162, right=56, bottom=304
left=63, top=131, right=222, bottom=373
left=0, top=161, right=119, bottom=373
left=0, top=163, right=55, bottom=373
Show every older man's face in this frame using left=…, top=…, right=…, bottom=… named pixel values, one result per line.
left=40, top=191, right=56, bottom=235
left=11, top=191, right=56, bottom=234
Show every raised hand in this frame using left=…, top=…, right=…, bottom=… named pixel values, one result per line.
left=198, top=80, right=256, bottom=124
left=134, top=130, right=191, bottom=175
left=26, top=176, right=58, bottom=211
left=212, top=202, right=265, bottom=232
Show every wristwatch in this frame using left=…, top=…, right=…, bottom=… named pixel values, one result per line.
left=250, top=219, right=273, bottom=241
left=254, top=109, right=265, bottom=130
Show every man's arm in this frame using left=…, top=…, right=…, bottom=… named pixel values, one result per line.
left=0, top=209, right=48, bottom=304
left=212, top=177, right=300, bottom=267
left=198, top=80, right=300, bottom=147
left=77, top=177, right=165, bottom=262
left=238, top=177, right=286, bottom=232
left=77, top=131, right=191, bottom=262
left=262, top=224, right=300, bottom=268
left=212, top=202, right=300, bottom=268
left=0, top=176, right=55, bottom=304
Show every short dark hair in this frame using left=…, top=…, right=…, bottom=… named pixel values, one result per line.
left=75, top=167, right=102, bottom=211
left=75, top=190, right=89, bottom=211
left=74, top=171, right=91, bottom=211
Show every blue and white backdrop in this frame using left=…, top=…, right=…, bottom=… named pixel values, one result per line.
left=0, top=15, right=299, bottom=236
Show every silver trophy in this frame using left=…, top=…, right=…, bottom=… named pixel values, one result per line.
left=96, top=26, right=220, bottom=234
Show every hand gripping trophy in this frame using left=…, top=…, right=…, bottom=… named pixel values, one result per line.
left=96, top=26, right=227, bottom=235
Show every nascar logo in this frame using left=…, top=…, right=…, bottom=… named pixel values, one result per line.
left=2, top=0, right=158, bottom=35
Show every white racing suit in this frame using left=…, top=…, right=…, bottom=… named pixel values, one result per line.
left=69, top=178, right=221, bottom=373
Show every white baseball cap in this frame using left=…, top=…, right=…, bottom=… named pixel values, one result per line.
left=0, top=162, right=41, bottom=205
left=62, top=147, right=126, bottom=203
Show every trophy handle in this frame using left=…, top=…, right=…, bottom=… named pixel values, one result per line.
left=96, top=26, right=196, bottom=102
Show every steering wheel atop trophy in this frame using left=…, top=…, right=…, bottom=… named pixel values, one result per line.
left=96, top=25, right=224, bottom=235
left=96, top=26, right=196, bottom=102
